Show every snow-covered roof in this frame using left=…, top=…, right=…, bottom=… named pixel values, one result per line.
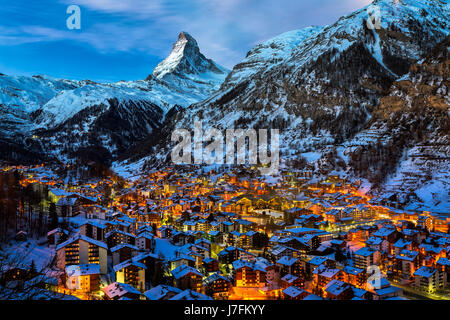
left=354, top=247, right=376, bottom=257
left=113, top=259, right=147, bottom=272
left=373, top=227, right=396, bottom=237
left=169, top=289, right=213, bottom=300
left=282, top=286, right=305, bottom=298
left=414, top=266, right=437, bottom=278
left=308, top=256, right=329, bottom=266
left=171, top=265, right=202, bottom=279
left=110, top=243, right=139, bottom=253
left=324, top=279, right=351, bottom=296
left=437, top=257, right=450, bottom=266
left=276, top=256, right=298, bottom=266
left=343, top=266, right=364, bottom=275
left=203, top=273, right=230, bottom=286
left=103, top=282, right=141, bottom=298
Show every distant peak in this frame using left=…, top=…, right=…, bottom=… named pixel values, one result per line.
left=151, top=31, right=227, bottom=80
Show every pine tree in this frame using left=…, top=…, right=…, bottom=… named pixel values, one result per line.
left=29, top=260, right=37, bottom=278
left=49, top=202, right=58, bottom=230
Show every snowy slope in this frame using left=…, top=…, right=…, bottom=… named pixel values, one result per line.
left=0, top=75, right=79, bottom=136
left=223, top=26, right=325, bottom=88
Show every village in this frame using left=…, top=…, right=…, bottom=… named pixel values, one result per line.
left=0, top=163, right=449, bottom=301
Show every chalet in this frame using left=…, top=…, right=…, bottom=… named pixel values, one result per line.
left=203, top=257, right=219, bottom=273
left=132, top=252, right=163, bottom=283
left=203, top=273, right=232, bottom=299
left=353, top=247, right=381, bottom=270
left=366, top=236, right=388, bottom=252
left=313, top=264, right=343, bottom=290
left=414, top=266, right=439, bottom=293
left=169, top=289, right=213, bottom=300
left=282, top=286, right=308, bottom=300
left=307, top=256, right=335, bottom=274
left=324, top=279, right=354, bottom=300
left=281, top=273, right=304, bottom=289
left=47, top=228, right=69, bottom=245
left=170, top=254, right=196, bottom=270
left=157, top=225, right=174, bottom=238
left=367, top=277, right=402, bottom=300
left=276, top=256, right=302, bottom=277
left=105, top=229, right=136, bottom=248
left=218, top=247, right=255, bottom=264
left=436, top=257, right=449, bottom=290
left=136, top=232, right=155, bottom=251
left=232, top=260, right=266, bottom=288
left=56, top=194, right=97, bottom=217
left=393, top=250, right=419, bottom=280
left=229, top=231, right=254, bottom=248
left=191, top=237, right=209, bottom=252
left=113, top=259, right=146, bottom=292
left=48, top=188, right=72, bottom=203
left=234, top=219, right=254, bottom=233
left=56, top=234, right=107, bottom=274
left=111, top=243, right=139, bottom=266
left=419, top=243, right=446, bottom=265
left=324, top=209, right=342, bottom=223
left=277, top=236, right=311, bottom=253
left=352, top=286, right=372, bottom=300
left=220, top=221, right=234, bottom=233
left=207, top=230, right=222, bottom=243
left=372, top=227, right=399, bottom=252
left=393, top=238, right=413, bottom=255
left=268, top=245, right=299, bottom=262
left=171, top=231, right=195, bottom=246
left=79, top=220, right=106, bottom=242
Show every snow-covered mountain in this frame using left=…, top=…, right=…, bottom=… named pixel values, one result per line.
left=345, top=35, right=449, bottom=212
left=0, top=32, right=229, bottom=164
left=222, top=26, right=325, bottom=89
left=125, top=0, right=448, bottom=168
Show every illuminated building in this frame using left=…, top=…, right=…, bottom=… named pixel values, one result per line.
left=56, top=234, right=108, bottom=274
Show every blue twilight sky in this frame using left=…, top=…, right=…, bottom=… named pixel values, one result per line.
left=0, top=0, right=373, bottom=82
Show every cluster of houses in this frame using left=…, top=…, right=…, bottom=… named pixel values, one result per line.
left=5, top=164, right=450, bottom=300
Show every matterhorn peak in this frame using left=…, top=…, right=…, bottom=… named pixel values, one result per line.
left=152, top=31, right=228, bottom=80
